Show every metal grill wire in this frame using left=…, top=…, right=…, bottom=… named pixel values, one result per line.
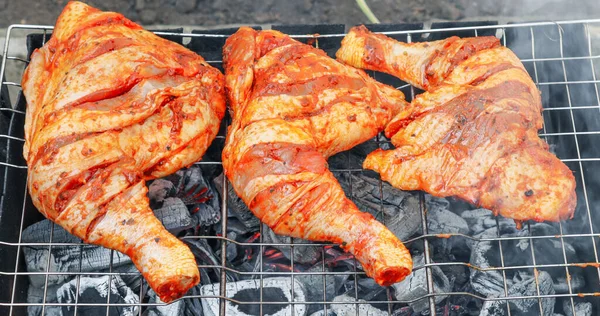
left=0, top=20, right=599, bottom=316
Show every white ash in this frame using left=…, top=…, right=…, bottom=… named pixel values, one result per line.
left=308, top=310, right=335, bottom=316
left=563, top=301, right=592, bottom=316
left=200, top=277, right=306, bottom=316
left=331, top=293, right=388, bottom=316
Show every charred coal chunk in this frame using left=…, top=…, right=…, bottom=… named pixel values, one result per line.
left=563, top=300, right=592, bottom=316
left=214, top=172, right=261, bottom=231
left=156, top=165, right=221, bottom=228
left=183, top=285, right=205, bottom=316
left=152, top=197, right=197, bottom=234
left=393, top=254, right=451, bottom=313
left=145, top=289, right=185, bottom=316
left=27, top=283, right=60, bottom=316
left=426, top=195, right=469, bottom=236
left=183, top=238, right=223, bottom=285
left=461, top=209, right=518, bottom=245
left=335, top=171, right=421, bottom=242
left=466, top=212, right=583, bottom=299
left=479, top=271, right=555, bottom=316
left=426, top=195, right=470, bottom=259
left=296, top=265, right=348, bottom=315
left=262, top=223, right=321, bottom=265
left=469, top=238, right=506, bottom=297
left=56, top=275, right=139, bottom=316
left=200, top=278, right=306, bottom=316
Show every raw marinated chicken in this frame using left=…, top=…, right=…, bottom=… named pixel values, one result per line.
left=222, top=27, right=413, bottom=286
left=22, top=1, right=226, bottom=302
left=336, top=26, right=576, bottom=222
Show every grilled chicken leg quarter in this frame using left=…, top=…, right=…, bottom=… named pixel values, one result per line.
left=222, top=27, right=413, bottom=286
left=336, top=26, right=576, bottom=222
left=22, top=1, right=226, bottom=302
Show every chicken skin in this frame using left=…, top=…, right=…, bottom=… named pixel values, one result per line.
left=222, top=27, right=412, bottom=286
left=22, top=1, right=226, bottom=302
left=336, top=26, right=576, bottom=222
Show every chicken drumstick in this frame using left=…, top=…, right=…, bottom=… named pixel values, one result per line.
left=22, top=1, right=226, bottom=302
left=336, top=26, right=576, bottom=222
left=222, top=27, right=412, bottom=286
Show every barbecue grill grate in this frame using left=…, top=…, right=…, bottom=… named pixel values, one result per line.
left=1, top=20, right=600, bottom=316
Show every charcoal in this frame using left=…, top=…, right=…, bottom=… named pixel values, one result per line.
left=226, top=232, right=239, bottom=262
left=262, top=223, right=321, bottom=265
left=110, top=264, right=143, bottom=293
left=554, top=272, right=585, bottom=293
left=327, top=140, right=380, bottom=170
left=469, top=239, right=506, bottom=297
left=510, top=271, right=555, bottom=315
left=226, top=218, right=258, bottom=235
left=296, top=265, right=349, bottom=314
left=309, top=310, right=335, bottom=316
left=27, top=283, right=60, bottom=316
left=165, top=166, right=221, bottom=227
left=148, top=179, right=175, bottom=203
left=479, top=271, right=555, bottom=316
left=152, top=197, right=196, bottom=235
left=184, top=285, right=205, bottom=316
left=191, top=201, right=221, bottom=227
left=563, top=301, right=592, bottom=316
left=392, top=254, right=451, bottom=313
left=200, top=277, right=307, bottom=316
left=165, top=166, right=213, bottom=204
left=144, top=289, right=185, bottom=316
left=461, top=209, right=517, bottom=243
left=439, top=263, right=469, bottom=291
left=183, top=238, right=223, bottom=284
left=426, top=195, right=469, bottom=235
left=56, top=275, right=139, bottom=316
left=214, top=172, right=261, bottom=230
left=426, top=195, right=470, bottom=255
left=330, top=294, right=388, bottom=316
left=336, top=172, right=422, bottom=241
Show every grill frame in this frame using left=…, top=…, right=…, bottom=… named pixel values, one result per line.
left=1, top=20, right=600, bottom=316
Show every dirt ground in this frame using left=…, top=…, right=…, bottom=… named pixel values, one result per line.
left=1, top=0, right=600, bottom=28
